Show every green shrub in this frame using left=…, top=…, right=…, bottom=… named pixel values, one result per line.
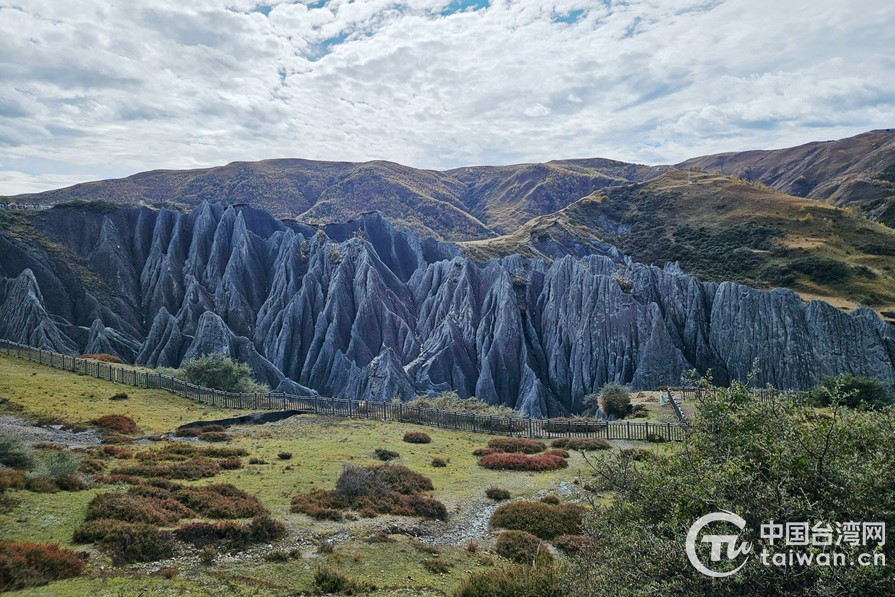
left=495, top=530, right=551, bottom=563
left=490, top=501, right=585, bottom=539
left=809, top=374, right=893, bottom=410
left=485, top=487, right=511, bottom=501
left=599, top=384, right=631, bottom=419
left=423, top=557, right=452, bottom=574
left=313, top=566, right=369, bottom=594
left=177, top=354, right=268, bottom=393
left=0, top=542, right=85, bottom=591
left=0, top=436, right=34, bottom=469
left=36, top=450, right=81, bottom=479
left=486, top=437, right=546, bottom=454
left=551, top=438, right=611, bottom=451
left=403, top=431, right=432, bottom=444
left=455, top=560, right=564, bottom=597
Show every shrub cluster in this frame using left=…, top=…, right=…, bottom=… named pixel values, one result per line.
left=809, top=374, right=893, bottom=410
left=485, top=486, right=511, bottom=501
left=90, top=414, right=138, bottom=435
left=313, top=567, right=370, bottom=594
left=490, top=501, right=585, bottom=539
left=431, top=457, right=448, bottom=468
left=176, top=353, right=268, bottom=393
left=620, top=448, right=653, bottom=462
left=111, top=457, right=221, bottom=480
left=0, top=542, right=85, bottom=591
left=73, top=520, right=175, bottom=564
left=403, top=431, right=432, bottom=444
left=423, top=557, right=452, bottom=574
left=495, top=530, right=551, bottom=563
left=599, top=385, right=632, bottom=419
left=291, top=464, right=447, bottom=521
left=551, top=437, right=611, bottom=451
left=477, top=452, right=567, bottom=471
left=541, top=418, right=606, bottom=433
left=80, top=353, right=124, bottom=363
left=456, top=560, right=563, bottom=597
left=0, top=436, right=35, bottom=469
left=486, top=437, right=546, bottom=454
left=174, top=515, right=285, bottom=550
left=374, top=448, right=400, bottom=461
left=554, top=534, right=590, bottom=554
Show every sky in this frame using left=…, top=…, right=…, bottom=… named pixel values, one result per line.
left=1, top=0, right=894, bottom=194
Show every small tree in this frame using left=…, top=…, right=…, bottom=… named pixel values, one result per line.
left=809, top=373, right=893, bottom=410
left=177, top=354, right=267, bottom=393
left=598, top=383, right=631, bottom=419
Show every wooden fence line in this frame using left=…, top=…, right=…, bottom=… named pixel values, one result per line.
left=0, top=339, right=688, bottom=442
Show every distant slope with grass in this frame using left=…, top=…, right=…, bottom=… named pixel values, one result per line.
left=462, top=170, right=895, bottom=319
left=678, top=128, right=895, bottom=227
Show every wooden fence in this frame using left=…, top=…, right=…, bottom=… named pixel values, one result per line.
left=0, top=339, right=688, bottom=442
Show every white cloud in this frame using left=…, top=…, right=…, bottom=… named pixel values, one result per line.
left=1, top=0, right=894, bottom=193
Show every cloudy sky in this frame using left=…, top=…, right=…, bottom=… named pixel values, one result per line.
left=1, top=0, right=893, bottom=194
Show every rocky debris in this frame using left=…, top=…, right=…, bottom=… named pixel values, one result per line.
left=1, top=202, right=893, bottom=416
left=0, top=415, right=101, bottom=447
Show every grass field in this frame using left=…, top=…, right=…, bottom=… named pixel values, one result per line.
left=0, top=353, right=670, bottom=595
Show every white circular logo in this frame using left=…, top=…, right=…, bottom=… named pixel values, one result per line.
left=686, top=511, right=753, bottom=578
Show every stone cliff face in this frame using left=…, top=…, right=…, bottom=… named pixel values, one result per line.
left=1, top=203, right=893, bottom=416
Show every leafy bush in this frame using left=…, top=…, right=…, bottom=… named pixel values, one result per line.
left=403, top=431, right=432, bottom=444
left=551, top=438, right=611, bottom=451
left=456, top=560, right=564, bottom=597
left=477, top=453, right=567, bottom=471
left=619, top=448, right=652, bottom=462
left=645, top=432, right=666, bottom=443
left=485, top=486, right=511, bottom=501
left=490, top=501, right=585, bottom=540
left=405, top=392, right=516, bottom=417
left=486, top=437, right=546, bottom=454
left=809, top=374, right=893, bottom=410
left=374, top=448, right=400, bottom=461
left=36, top=450, right=81, bottom=479
left=90, top=414, right=138, bottom=435
left=177, top=353, right=268, bottom=393
left=0, top=542, right=85, bottom=591
left=495, top=530, right=551, bottom=563
left=599, top=384, right=631, bottom=419
left=73, top=520, right=175, bottom=564
left=431, top=457, right=448, bottom=467
left=0, top=436, right=34, bottom=469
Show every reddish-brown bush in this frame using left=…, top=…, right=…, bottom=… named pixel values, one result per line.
left=472, top=447, right=501, bottom=457
left=91, top=415, right=138, bottom=435
left=174, top=515, right=286, bottom=551
left=80, top=353, right=123, bottom=363
left=486, top=437, right=546, bottom=454
left=111, top=457, right=221, bottom=480
left=477, top=452, right=568, bottom=471
left=219, top=457, right=242, bottom=470
left=431, top=457, right=448, bottom=467
left=102, top=446, right=132, bottom=459
left=540, top=494, right=561, bottom=505
left=73, top=520, right=175, bottom=564
left=101, top=433, right=135, bottom=445
left=173, top=427, right=201, bottom=438
left=551, top=437, right=611, bottom=451
left=199, top=425, right=226, bottom=433
left=543, top=449, right=569, bottom=459
left=554, top=534, right=591, bottom=553
left=490, top=501, right=585, bottom=540
left=174, top=484, right=267, bottom=519
left=78, top=458, right=105, bottom=475
left=86, top=492, right=194, bottom=525
left=0, top=542, right=85, bottom=591
left=305, top=506, right=344, bottom=521
left=495, top=530, right=551, bottom=563
left=198, top=432, right=231, bottom=443
left=0, top=469, right=26, bottom=492
left=403, top=431, right=432, bottom=444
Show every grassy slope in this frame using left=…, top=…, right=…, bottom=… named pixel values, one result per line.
left=463, top=170, right=895, bottom=318
left=0, top=354, right=671, bottom=595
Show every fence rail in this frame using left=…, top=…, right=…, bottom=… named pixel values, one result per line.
left=0, top=339, right=687, bottom=441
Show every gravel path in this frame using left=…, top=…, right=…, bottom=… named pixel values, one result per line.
left=0, top=415, right=101, bottom=447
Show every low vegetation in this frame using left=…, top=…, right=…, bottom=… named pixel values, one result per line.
left=808, top=373, right=893, bottom=409
left=495, top=530, right=551, bottom=563
left=490, top=501, right=585, bottom=540
left=90, top=414, right=138, bottom=434
left=176, top=353, right=268, bottom=393
left=478, top=452, right=568, bottom=471
left=402, top=431, right=432, bottom=444
left=485, top=437, right=546, bottom=454
left=0, top=542, right=85, bottom=591
left=550, top=437, right=610, bottom=451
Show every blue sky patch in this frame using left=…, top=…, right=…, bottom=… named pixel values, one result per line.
left=553, top=9, right=585, bottom=24
left=441, top=0, right=490, bottom=17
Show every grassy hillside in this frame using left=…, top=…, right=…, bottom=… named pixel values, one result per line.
left=679, top=128, right=895, bottom=227
left=463, top=170, right=895, bottom=319
left=0, top=354, right=673, bottom=595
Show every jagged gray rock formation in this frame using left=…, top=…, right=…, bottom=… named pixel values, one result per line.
left=1, top=202, right=893, bottom=416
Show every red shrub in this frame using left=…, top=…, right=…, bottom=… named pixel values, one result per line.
left=111, top=457, right=221, bottom=480
left=0, top=469, right=26, bottom=493
left=91, top=415, right=138, bottom=435
left=174, top=515, right=285, bottom=551
left=554, top=534, right=591, bottom=554
left=219, top=457, right=243, bottom=470
left=403, top=431, right=432, bottom=444
left=198, top=432, right=231, bottom=443
left=174, top=428, right=201, bottom=438
left=472, top=447, right=501, bottom=457
left=486, top=437, right=546, bottom=454
left=174, top=484, right=268, bottom=519
left=477, top=452, right=568, bottom=471
left=85, top=492, right=194, bottom=525
left=0, top=542, right=85, bottom=591
left=72, top=520, right=174, bottom=564
left=543, top=449, right=569, bottom=458
left=102, top=446, right=132, bottom=459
